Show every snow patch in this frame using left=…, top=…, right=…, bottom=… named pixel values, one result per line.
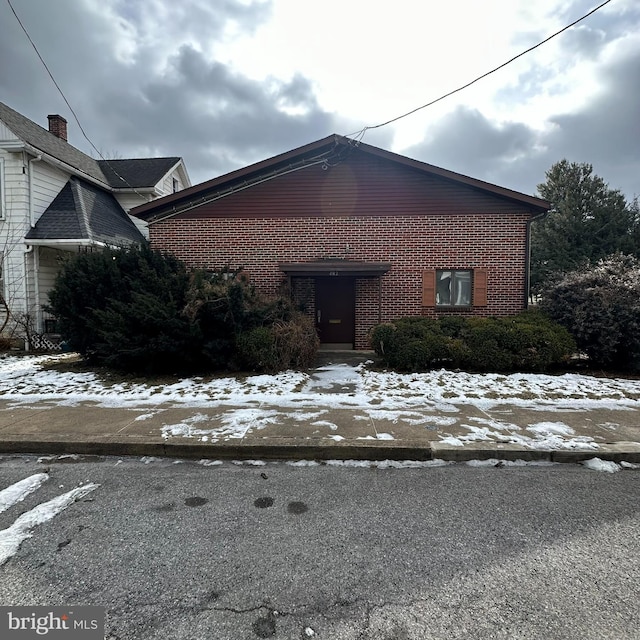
left=528, top=422, right=575, bottom=436
left=311, top=420, right=338, bottom=430
left=0, top=474, right=48, bottom=514
left=0, top=483, right=99, bottom=565
left=582, top=458, right=621, bottom=473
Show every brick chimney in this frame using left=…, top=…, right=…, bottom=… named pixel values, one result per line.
left=47, top=114, right=68, bottom=141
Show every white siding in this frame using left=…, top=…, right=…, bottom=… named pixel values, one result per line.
left=113, top=193, right=152, bottom=240
left=159, top=168, right=186, bottom=195
left=0, top=121, right=19, bottom=141
left=0, top=149, right=29, bottom=325
left=0, top=151, right=70, bottom=336
left=0, top=155, right=4, bottom=219
left=115, top=192, right=152, bottom=212
left=31, top=161, right=69, bottom=223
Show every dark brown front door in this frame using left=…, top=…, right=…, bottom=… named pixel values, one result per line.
left=315, top=277, right=355, bottom=346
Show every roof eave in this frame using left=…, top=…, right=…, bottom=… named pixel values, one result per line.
left=132, top=134, right=550, bottom=220
left=131, top=135, right=340, bottom=220
left=20, top=142, right=111, bottom=190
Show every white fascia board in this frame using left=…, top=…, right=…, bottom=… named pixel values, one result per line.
left=24, top=239, right=105, bottom=247
left=21, top=143, right=110, bottom=190
left=0, top=141, right=26, bottom=151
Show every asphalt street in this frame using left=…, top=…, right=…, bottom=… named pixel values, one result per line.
left=0, top=455, right=638, bottom=639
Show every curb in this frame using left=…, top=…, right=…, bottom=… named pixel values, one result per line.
left=1, top=439, right=639, bottom=464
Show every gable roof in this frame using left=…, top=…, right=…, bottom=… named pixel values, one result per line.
left=131, top=134, right=550, bottom=223
left=0, top=102, right=188, bottom=192
left=0, top=101, right=107, bottom=184
left=98, top=157, right=182, bottom=189
left=25, top=177, right=145, bottom=246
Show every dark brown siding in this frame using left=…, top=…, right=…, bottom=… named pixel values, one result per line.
left=177, top=153, right=535, bottom=220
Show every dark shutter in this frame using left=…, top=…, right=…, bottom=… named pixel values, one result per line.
left=422, top=270, right=436, bottom=306
left=473, top=268, right=488, bottom=306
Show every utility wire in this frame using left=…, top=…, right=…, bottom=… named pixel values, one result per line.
left=6, top=0, right=147, bottom=199
left=347, top=0, right=614, bottom=140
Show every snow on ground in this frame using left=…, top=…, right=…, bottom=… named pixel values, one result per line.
left=1, top=354, right=639, bottom=453
left=582, top=458, right=622, bottom=473
left=1, top=354, right=639, bottom=411
left=0, top=473, right=48, bottom=514
left=0, top=478, right=99, bottom=565
left=444, top=417, right=600, bottom=451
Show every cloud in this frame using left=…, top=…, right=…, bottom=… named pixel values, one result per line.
left=400, top=21, right=640, bottom=200
left=403, top=108, right=539, bottom=189
left=0, top=0, right=361, bottom=184
left=0, top=0, right=637, bottom=197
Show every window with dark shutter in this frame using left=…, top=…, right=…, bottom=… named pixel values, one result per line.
left=423, top=268, right=488, bottom=308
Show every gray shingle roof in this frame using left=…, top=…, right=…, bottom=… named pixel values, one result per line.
left=25, top=178, right=145, bottom=245
left=0, top=101, right=107, bottom=184
left=0, top=102, right=181, bottom=191
left=98, top=158, right=181, bottom=189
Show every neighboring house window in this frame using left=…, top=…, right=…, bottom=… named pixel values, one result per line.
left=172, top=178, right=179, bottom=193
left=422, top=268, right=488, bottom=307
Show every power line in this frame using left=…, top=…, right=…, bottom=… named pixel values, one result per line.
left=347, top=0, right=614, bottom=140
left=5, top=0, right=147, bottom=199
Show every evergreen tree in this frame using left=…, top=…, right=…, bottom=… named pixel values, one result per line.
left=531, top=160, right=636, bottom=293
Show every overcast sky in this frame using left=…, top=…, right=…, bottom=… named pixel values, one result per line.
left=1, top=0, right=638, bottom=200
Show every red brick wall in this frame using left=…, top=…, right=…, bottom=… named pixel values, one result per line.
left=149, top=212, right=530, bottom=349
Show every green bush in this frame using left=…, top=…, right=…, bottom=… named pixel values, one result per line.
left=370, top=317, right=459, bottom=371
left=370, top=311, right=574, bottom=373
left=47, top=244, right=198, bottom=372
left=47, top=246, right=319, bottom=374
left=540, top=253, right=640, bottom=370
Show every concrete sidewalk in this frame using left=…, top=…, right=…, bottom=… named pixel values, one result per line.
left=0, top=398, right=639, bottom=464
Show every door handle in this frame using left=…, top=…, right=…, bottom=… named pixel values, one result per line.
left=317, top=309, right=321, bottom=323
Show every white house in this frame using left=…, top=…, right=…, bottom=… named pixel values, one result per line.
left=0, top=101, right=190, bottom=347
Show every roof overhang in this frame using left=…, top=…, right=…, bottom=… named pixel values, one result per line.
left=24, top=239, right=110, bottom=252
left=280, top=261, right=391, bottom=277
left=131, top=134, right=550, bottom=224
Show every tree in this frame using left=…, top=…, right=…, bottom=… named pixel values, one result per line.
left=540, top=253, right=640, bottom=371
left=531, top=160, right=636, bottom=294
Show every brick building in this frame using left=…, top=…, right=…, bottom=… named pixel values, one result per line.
left=132, top=135, right=549, bottom=350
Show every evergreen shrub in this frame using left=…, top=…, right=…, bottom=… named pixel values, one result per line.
left=370, top=310, right=574, bottom=373
left=47, top=245, right=318, bottom=374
